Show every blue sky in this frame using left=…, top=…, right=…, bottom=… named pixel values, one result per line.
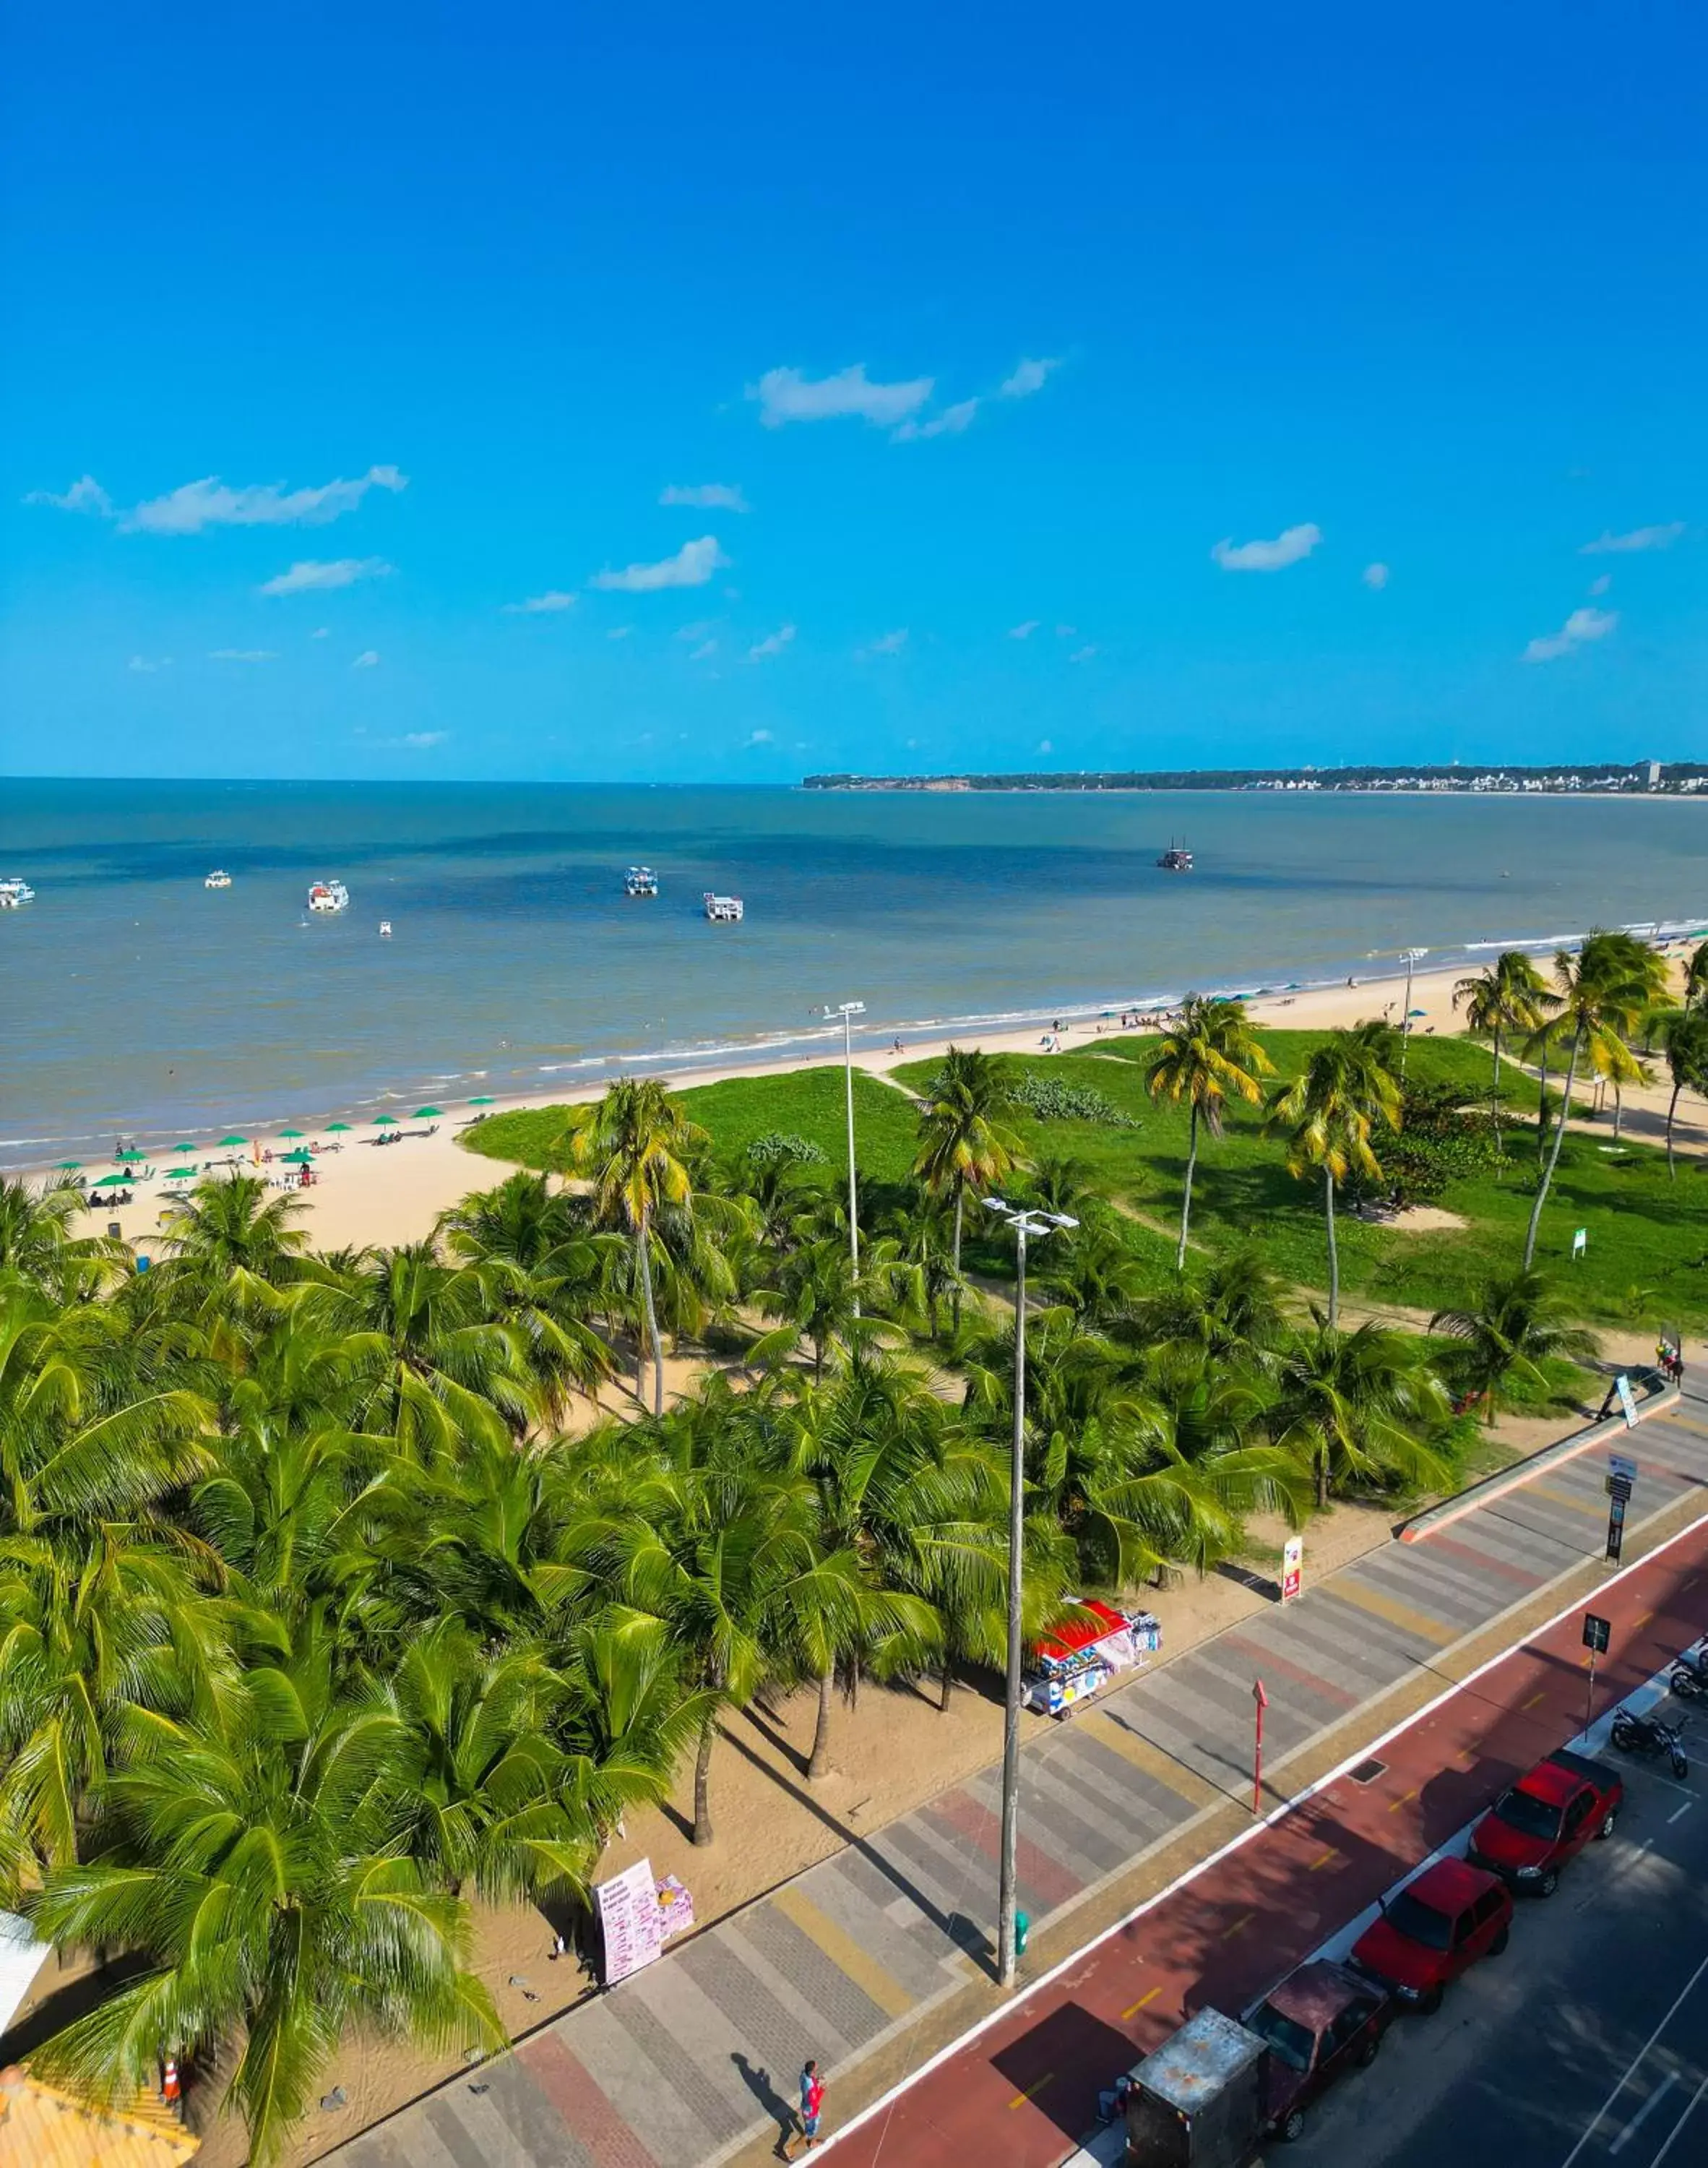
left=3, top=2, right=1705, bottom=783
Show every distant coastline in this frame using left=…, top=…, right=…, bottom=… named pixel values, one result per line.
left=803, top=760, right=1708, bottom=796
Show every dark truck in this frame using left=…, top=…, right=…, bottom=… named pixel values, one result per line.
left=1122, top=1967, right=1393, bottom=2163
left=1466, top=1747, right=1623, bottom=1897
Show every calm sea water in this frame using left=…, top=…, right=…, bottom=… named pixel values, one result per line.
left=2, top=779, right=1704, bottom=1161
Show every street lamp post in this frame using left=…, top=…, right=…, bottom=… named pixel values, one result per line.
left=1399, top=948, right=1427, bottom=1079
left=983, top=1197, right=1077, bottom=1987
left=821, top=1002, right=866, bottom=1315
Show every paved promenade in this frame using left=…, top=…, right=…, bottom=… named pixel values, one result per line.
left=328, top=1382, right=1708, bottom=2168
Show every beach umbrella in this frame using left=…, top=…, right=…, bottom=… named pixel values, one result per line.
left=165, top=1165, right=197, bottom=1180
left=281, top=1148, right=314, bottom=1165
left=1407, top=1008, right=1427, bottom=1018
left=413, top=1106, right=444, bottom=1119
left=116, top=1149, right=145, bottom=1163
left=468, top=1095, right=496, bottom=1106
left=171, top=1140, right=196, bottom=1153
left=374, top=1114, right=400, bottom=1127
left=54, top=1159, right=82, bottom=1171
left=92, top=1173, right=126, bottom=1187
left=326, top=1122, right=353, bottom=1133
left=278, top=1127, right=306, bottom=1140
left=217, top=1134, right=248, bottom=1148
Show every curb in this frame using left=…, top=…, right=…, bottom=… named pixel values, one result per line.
left=1397, top=1383, right=1680, bottom=1543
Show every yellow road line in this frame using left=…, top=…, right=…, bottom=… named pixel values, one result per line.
left=769, top=1886, right=915, bottom=2020
left=1387, top=1787, right=1420, bottom=1815
left=1522, top=1691, right=1547, bottom=1711
left=1308, top=1848, right=1339, bottom=1871
left=1009, top=2074, right=1054, bottom=2109
left=1329, top=1579, right=1457, bottom=1647
left=1222, top=1911, right=1254, bottom=1940
left=1123, top=1987, right=1161, bottom=2020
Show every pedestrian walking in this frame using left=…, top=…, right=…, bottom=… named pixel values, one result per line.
left=787, top=2060, right=824, bottom=2155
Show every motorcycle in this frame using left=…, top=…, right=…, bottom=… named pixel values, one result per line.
left=1610, top=1708, right=1688, bottom=1779
left=1668, top=1643, right=1708, bottom=1701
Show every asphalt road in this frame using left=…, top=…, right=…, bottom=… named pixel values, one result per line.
left=1292, top=1707, right=1708, bottom=2168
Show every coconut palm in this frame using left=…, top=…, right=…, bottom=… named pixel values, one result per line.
left=0, top=1176, right=126, bottom=1301
left=1686, top=938, right=1708, bottom=1012
left=1146, top=995, right=1274, bottom=1268
left=911, top=1048, right=1025, bottom=1294
left=1268, top=1317, right=1457, bottom=1509
left=1430, top=1271, right=1600, bottom=1424
left=1452, top=952, right=1555, bottom=1152
left=1126, top=1248, right=1293, bottom=1372
left=571, top=1078, right=704, bottom=1415
left=1264, top=1033, right=1402, bottom=1326
left=25, top=1664, right=504, bottom=2167
left=1523, top=933, right=1657, bottom=1267
left=1660, top=1008, right=1708, bottom=1179
left=156, top=1172, right=311, bottom=1306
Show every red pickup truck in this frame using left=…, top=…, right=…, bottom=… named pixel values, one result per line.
left=1466, top=1748, right=1623, bottom=1897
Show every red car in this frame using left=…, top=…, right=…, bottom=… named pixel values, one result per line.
left=1241, top=1959, right=1394, bottom=2143
left=1349, top=1857, right=1512, bottom=2014
left=1466, top=1749, right=1623, bottom=1897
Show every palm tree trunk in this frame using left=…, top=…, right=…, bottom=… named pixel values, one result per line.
left=637, top=1205, right=664, bottom=1416
left=1524, top=1023, right=1583, bottom=1268
left=1324, top=1168, right=1339, bottom=1329
left=1316, top=1439, right=1330, bottom=1512
left=808, top=1668, right=834, bottom=1779
left=692, top=1713, right=717, bottom=1846
left=1491, top=1025, right=1503, bottom=1152
left=951, top=1186, right=965, bottom=1328
left=1667, top=1078, right=1682, bottom=1181
left=1537, top=1045, right=1550, bottom=1163
left=939, top=1653, right=954, bottom=1713
left=1613, top=1083, right=1624, bottom=1140
left=1177, top=1101, right=1199, bottom=1271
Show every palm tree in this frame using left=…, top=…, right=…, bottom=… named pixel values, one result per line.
left=571, top=1079, right=704, bottom=1415
left=0, top=1177, right=126, bottom=1300
left=1268, top=1317, right=1457, bottom=1509
left=1146, top=996, right=1274, bottom=1268
left=1430, top=1271, right=1600, bottom=1424
left=1523, top=933, right=1655, bottom=1267
left=1264, top=1033, right=1401, bottom=1327
left=25, top=1664, right=504, bottom=2167
left=1660, top=1009, right=1708, bottom=1179
left=1686, top=938, right=1708, bottom=1012
left=157, top=1172, right=311, bottom=1305
left=1452, top=952, right=1555, bottom=1153
left=911, top=1048, right=1025, bottom=1298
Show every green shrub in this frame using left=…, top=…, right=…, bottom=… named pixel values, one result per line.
left=746, top=1131, right=829, bottom=1169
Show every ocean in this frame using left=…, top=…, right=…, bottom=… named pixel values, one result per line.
left=3, top=778, right=1704, bottom=1163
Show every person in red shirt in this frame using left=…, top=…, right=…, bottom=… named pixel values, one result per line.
left=788, top=2060, right=824, bottom=2155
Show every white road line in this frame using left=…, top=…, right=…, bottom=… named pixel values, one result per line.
left=1667, top=1801, right=1694, bottom=1824
left=1556, top=1950, right=1708, bottom=2168
left=1650, top=2071, right=1708, bottom=2167
left=1610, top=2070, right=1675, bottom=2154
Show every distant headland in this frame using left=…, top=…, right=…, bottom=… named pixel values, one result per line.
left=803, top=760, right=1708, bottom=796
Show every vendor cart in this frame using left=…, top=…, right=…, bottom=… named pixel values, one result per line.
left=1024, top=1599, right=1162, bottom=1718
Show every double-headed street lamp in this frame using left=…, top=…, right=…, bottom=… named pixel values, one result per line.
left=983, top=1196, right=1077, bottom=1986
left=821, top=1001, right=866, bottom=1315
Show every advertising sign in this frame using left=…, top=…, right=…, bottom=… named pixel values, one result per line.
left=1615, top=1375, right=1639, bottom=1429
left=595, top=1858, right=665, bottom=1985
left=1280, top=1536, right=1303, bottom=1604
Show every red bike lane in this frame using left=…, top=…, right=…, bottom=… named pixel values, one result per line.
left=829, top=1522, right=1708, bottom=2168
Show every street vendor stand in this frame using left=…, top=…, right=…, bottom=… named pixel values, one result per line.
left=1023, top=1599, right=1162, bottom=1718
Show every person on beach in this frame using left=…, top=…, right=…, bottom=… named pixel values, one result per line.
left=786, top=2060, right=824, bottom=2155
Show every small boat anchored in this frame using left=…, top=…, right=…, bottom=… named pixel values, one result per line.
left=1156, top=840, right=1194, bottom=873
left=702, top=891, right=744, bottom=923
left=0, top=877, right=35, bottom=909
left=204, top=869, right=233, bottom=890
left=306, top=879, right=350, bottom=914
left=624, top=866, right=660, bottom=898
left=379, top=920, right=393, bottom=938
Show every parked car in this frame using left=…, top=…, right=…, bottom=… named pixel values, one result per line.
left=1241, top=1960, right=1394, bottom=2143
left=1467, top=1749, right=1623, bottom=1896
left=1349, top=1857, right=1512, bottom=2014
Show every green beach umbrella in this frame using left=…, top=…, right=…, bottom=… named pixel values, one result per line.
left=116, top=1149, right=145, bottom=1163
left=326, top=1122, right=353, bottom=1133
left=281, top=1148, right=314, bottom=1164
left=374, top=1114, right=400, bottom=1127
left=278, top=1127, right=306, bottom=1140
left=165, top=1165, right=197, bottom=1180
left=413, top=1106, right=444, bottom=1119
left=468, top=1095, right=496, bottom=1106
left=171, top=1140, right=196, bottom=1153
left=92, top=1172, right=127, bottom=1187
left=217, top=1134, right=248, bottom=1148
left=54, top=1159, right=82, bottom=1171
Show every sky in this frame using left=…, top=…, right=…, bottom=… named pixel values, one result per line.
left=3, top=1, right=1706, bottom=784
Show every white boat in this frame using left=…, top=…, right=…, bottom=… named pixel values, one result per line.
left=0, top=878, right=35, bottom=908
left=204, top=869, right=232, bottom=890
left=379, top=920, right=393, bottom=938
left=624, top=865, right=660, bottom=898
left=306, top=879, right=350, bottom=914
left=703, top=890, right=744, bottom=923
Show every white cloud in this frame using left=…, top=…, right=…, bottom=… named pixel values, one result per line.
left=209, top=648, right=278, bottom=662
left=1362, top=562, right=1390, bottom=590
left=1009, top=620, right=1040, bottom=640
left=1523, top=606, right=1618, bottom=663
left=590, top=535, right=727, bottom=592
left=259, top=556, right=393, bottom=596
left=352, top=649, right=381, bottom=669
left=749, top=624, right=796, bottom=660
left=999, top=356, right=1060, bottom=399
left=27, top=474, right=114, bottom=516
left=1055, top=624, right=1077, bottom=637
left=127, top=654, right=171, bottom=673
left=1069, top=644, right=1098, bottom=663
left=399, top=731, right=447, bottom=747
left=689, top=640, right=718, bottom=661
left=894, top=398, right=980, bottom=442
left=1588, top=575, right=1612, bottom=596
left=1580, top=522, right=1684, bottom=555
left=1212, top=522, right=1322, bottom=572
left=311, top=626, right=329, bottom=639
left=751, top=364, right=933, bottom=429
left=744, top=728, right=775, bottom=747
left=608, top=625, right=634, bottom=640
left=862, top=629, right=909, bottom=657
left=661, top=483, right=749, bottom=512
left=124, top=464, right=406, bottom=535
left=504, top=590, right=577, bottom=614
